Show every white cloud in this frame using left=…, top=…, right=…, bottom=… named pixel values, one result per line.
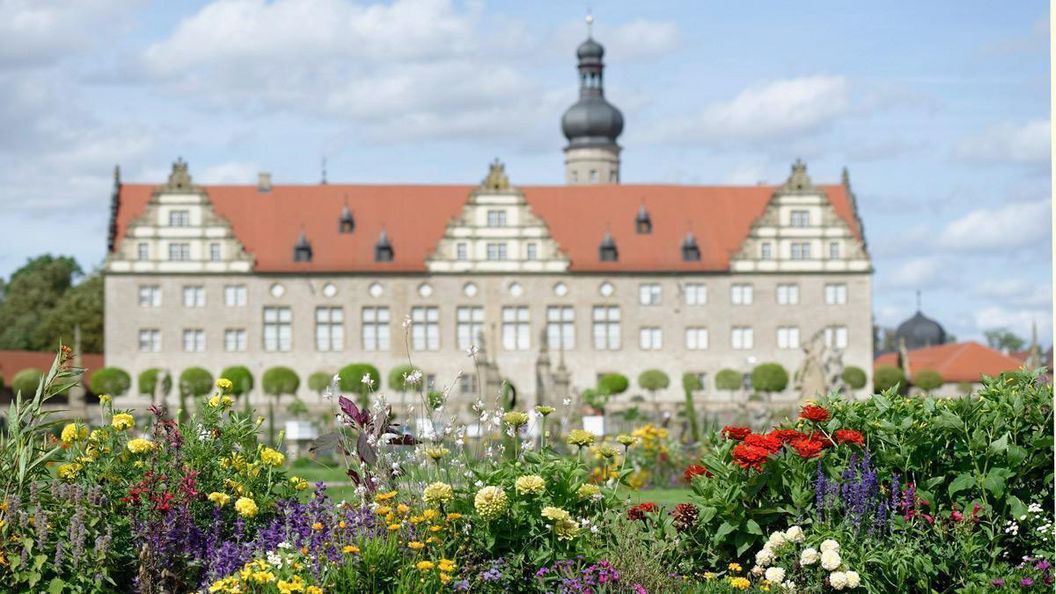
left=937, top=199, right=1050, bottom=251
left=199, top=161, right=261, bottom=184
left=954, top=119, right=1050, bottom=165
left=0, top=0, right=139, bottom=68
left=972, top=306, right=1051, bottom=345
left=648, top=75, right=851, bottom=145
left=973, top=278, right=1053, bottom=309
left=886, top=256, right=948, bottom=289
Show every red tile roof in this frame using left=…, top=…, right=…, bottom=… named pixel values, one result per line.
left=874, top=342, right=1024, bottom=383
left=112, top=182, right=862, bottom=273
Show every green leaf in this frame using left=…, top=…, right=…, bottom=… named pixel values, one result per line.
left=1007, top=495, right=1027, bottom=519
left=933, top=410, right=962, bottom=430
left=948, top=473, right=975, bottom=498
left=989, top=433, right=1009, bottom=454
left=714, top=521, right=736, bottom=542
left=872, top=394, right=891, bottom=414
left=1007, top=445, right=1027, bottom=466
left=698, top=506, right=717, bottom=525
left=983, top=468, right=1007, bottom=498
left=48, top=578, right=66, bottom=594
left=745, top=519, right=763, bottom=536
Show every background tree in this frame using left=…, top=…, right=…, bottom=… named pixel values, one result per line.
left=715, top=368, right=742, bottom=393
left=873, top=365, right=905, bottom=393
left=88, top=367, right=131, bottom=397
left=262, top=366, right=300, bottom=442
left=38, top=273, right=104, bottom=353
left=681, top=372, right=702, bottom=443
left=11, top=368, right=43, bottom=396
left=338, top=363, right=381, bottom=407
left=984, top=328, right=1026, bottom=353
left=841, top=366, right=868, bottom=390
left=178, top=367, right=214, bottom=422
left=637, top=369, right=670, bottom=417
left=598, top=373, right=629, bottom=397
left=911, top=368, right=944, bottom=392
left=750, top=363, right=789, bottom=401
left=138, top=368, right=173, bottom=405
left=308, top=371, right=333, bottom=395
left=0, top=256, right=103, bottom=351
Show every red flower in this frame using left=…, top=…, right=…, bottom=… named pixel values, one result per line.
left=682, top=464, right=713, bottom=483
left=833, top=429, right=864, bottom=446
left=721, top=426, right=752, bottom=441
left=731, top=443, right=771, bottom=472
left=769, top=428, right=807, bottom=444
left=805, top=432, right=834, bottom=449
left=800, top=405, right=831, bottom=423
left=790, top=438, right=824, bottom=459
left=744, top=433, right=782, bottom=454
left=627, top=502, right=659, bottom=521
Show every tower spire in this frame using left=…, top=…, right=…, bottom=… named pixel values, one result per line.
left=585, top=9, right=593, bottom=37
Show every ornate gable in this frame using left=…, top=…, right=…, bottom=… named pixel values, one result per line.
left=731, top=160, right=870, bottom=273
left=426, top=160, right=569, bottom=273
left=105, top=158, right=254, bottom=274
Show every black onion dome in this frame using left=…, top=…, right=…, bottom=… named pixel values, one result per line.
left=577, top=38, right=604, bottom=61
left=561, top=98, right=624, bottom=145
left=895, top=311, right=947, bottom=349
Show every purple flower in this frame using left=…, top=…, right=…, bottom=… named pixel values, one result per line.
left=633, top=585, right=648, bottom=594
left=1036, top=560, right=1051, bottom=571
left=1021, top=577, right=1034, bottom=587
left=990, top=578, right=1005, bottom=587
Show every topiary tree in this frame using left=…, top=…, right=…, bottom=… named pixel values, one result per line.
left=179, top=367, right=214, bottom=422
left=581, top=387, right=609, bottom=415
left=220, top=365, right=254, bottom=398
left=138, top=368, right=172, bottom=405
left=339, top=363, right=381, bottom=407
left=88, top=367, right=131, bottom=397
left=842, top=366, right=867, bottom=391
left=12, top=368, right=43, bottom=397
left=911, top=368, right=944, bottom=392
left=598, top=373, right=629, bottom=397
left=750, top=363, right=789, bottom=395
left=388, top=364, right=423, bottom=395
left=681, top=372, right=703, bottom=443
left=638, top=369, right=670, bottom=417
left=715, top=368, right=742, bottom=392
left=263, top=366, right=300, bottom=443
left=873, top=365, right=905, bottom=393
left=308, top=371, right=333, bottom=395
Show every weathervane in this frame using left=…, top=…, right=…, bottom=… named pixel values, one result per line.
left=586, top=9, right=593, bottom=37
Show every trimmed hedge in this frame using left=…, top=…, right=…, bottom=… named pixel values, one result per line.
left=220, top=366, right=254, bottom=397
left=138, top=368, right=172, bottom=397
left=842, top=366, right=868, bottom=390
left=262, top=366, right=300, bottom=396
left=88, top=367, right=131, bottom=397
left=874, top=364, right=905, bottom=392
left=12, top=368, right=43, bottom=396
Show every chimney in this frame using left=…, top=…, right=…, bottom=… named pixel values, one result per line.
left=258, top=172, right=272, bottom=192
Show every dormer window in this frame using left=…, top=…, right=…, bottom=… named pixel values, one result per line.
left=375, top=230, right=394, bottom=262
left=681, top=232, right=700, bottom=261
left=339, top=205, right=355, bottom=233
left=598, top=232, right=618, bottom=262
left=635, top=205, right=652, bottom=234
left=293, top=232, right=312, bottom=262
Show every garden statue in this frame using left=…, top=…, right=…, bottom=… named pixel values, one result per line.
left=823, top=343, right=846, bottom=396
left=794, top=330, right=828, bottom=404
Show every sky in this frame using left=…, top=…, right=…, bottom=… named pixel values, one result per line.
left=0, top=0, right=1051, bottom=347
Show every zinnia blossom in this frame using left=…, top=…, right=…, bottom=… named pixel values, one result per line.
left=721, top=426, right=752, bottom=441
left=61, top=423, right=87, bottom=443
left=566, top=429, right=596, bottom=448
left=671, top=503, right=699, bottom=532
left=744, top=433, right=782, bottom=454
left=208, top=492, right=231, bottom=507
left=515, top=475, right=546, bottom=496
left=731, top=443, right=771, bottom=471
left=800, top=404, right=831, bottom=422
left=791, top=438, right=823, bottom=459
left=423, top=481, right=454, bottom=505
left=474, top=486, right=508, bottom=520
left=769, top=428, right=806, bottom=443
left=502, top=411, right=529, bottom=427
left=627, top=502, right=659, bottom=521
left=834, top=429, right=865, bottom=446
left=682, top=464, right=713, bottom=483
left=234, top=497, right=258, bottom=518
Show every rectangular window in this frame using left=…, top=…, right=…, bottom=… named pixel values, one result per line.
left=546, top=306, right=575, bottom=350
left=501, top=306, right=530, bottom=351
left=182, top=329, right=205, bottom=352
left=825, top=284, right=848, bottom=305
left=169, top=210, right=190, bottom=227
left=456, top=306, right=484, bottom=351
left=138, top=329, right=161, bottom=353
left=760, top=242, right=772, bottom=260
left=362, top=307, right=390, bottom=351
left=731, top=326, right=754, bottom=350
left=224, top=285, right=246, bottom=307
left=731, top=284, right=753, bottom=305
left=526, top=243, right=538, bottom=261
left=263, top=306, right=292, bottom=352
left=459, top=373, right=478, bottom=395
left=456, top=243, right=468, bottom=261
left=137, top=243, right=149, bottom=261
left=315, top=307, right=344, bottom=351
left=411, top=306, right=440, bottom=351
left=638, top=283, right=662, bottom=305
left=829, top=241, right=840, bottom=259
left=825, top=325, right=849, bottom=349
left=776, top=284, right=799, bottom=305
left=486, top=210, right=507, bottom=227
left=182, top=285, right=204, bottom=304
left=592, top=305, right=621, bottom=350
left=777, top=326, right=800, bottom=349
left=639, top=327, right=662, bottom=350
left=791, top=242, right=811, bottom=260
left=138, top=285, right=161, bottom=307
left=486, top=243, right=507, bottom=261
left=685, top=327, right=709, bottom=350
left=685, top=283, right=707, bottom=305
left=168, top=243, right=190, bottom=261
left=224, top=329, right=246, bottom=352
left=209, top=242, right=221, bottom=261
left=790, top=210, right=810, bottom=227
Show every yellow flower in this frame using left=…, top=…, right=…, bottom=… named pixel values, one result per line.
left=423, top=446, right=449, bottom=462
left=311, top=522, right=323, bottom=531
left=703, top=572, right=716, bottom=580
left=234, top=497, right=258, bottom=518
left=289, top=476, right=309, bottom=491
left=566, top=429, right=595, bottom=448
left=416, top=561, right=435, bottom=571
left=596, top=444, right=619, bottom=459
left=222, top=395, right=234, bottom=408
left=338, top=521, right=346, bottom=529
left=111, top=413, right=135, bottom=431
left=208, top=395, right=222, bottom=408
left=396, top=503, right=410, bottom=514
left=576, top=484, right=600, bottom=500
left=423, top=482, right=453, bottom=506
left=307, top=587, right=323, bottom=594
left=429, top=525, right=442, bottom=533
left=387, top=523, right=401, bottom=532
left=208, top=492, right=231, bottom=507
left=216, top=378, right=234, bottom=393
left=473, top=486, right=508, bottom=520
left=446, top=513, right=462, bottom=521
left=57, top=463, right=82, bottom=479
left=727, top=576, right=750, bottom=590
left=99, top=394, right=112, bottom=405
left=89, top=428, right=106, bottom=442
left=728, top=562, right=742, bottom=574
left=127, top=438, right=155, bottom=454
left=438, top=559, right=456, bottom=573
left=541, top=506, right=570, bottom=522
left=409, top=515, right=424, bottom=525
left=502, top=410, right=529, bottom=427
left=375, top=490, right=398, bottom=502
left=425, top=536, right=438, bottom=545
left=515, top=474, right=546, bottom=496
left=259, top=447, right=284, bottom=467
left=422, top=509, right=440, bottom=521
left=616, top=434, right=635, bottom=447
left=439, top=573, right=452, bottom=584
left=407, top=541, right=425, bottom=550
left=534, top=405, right=555, bottom=416
left=375, top=506, right=392, bottom=516
left=61, top=423, right=87, bottom=443
left=343, top=545, right=360, bottom=554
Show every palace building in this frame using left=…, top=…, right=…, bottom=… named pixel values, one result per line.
left=103, top=31, right=873, bottom=415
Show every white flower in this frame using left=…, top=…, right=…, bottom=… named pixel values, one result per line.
left=361, top=373, right=375, bottom=388
left=277, top=541, right=292, bottom=550
left=755, top=548, right=775, bottom=567
left=563, top=398, right=572, bottom=406
left=266, top=551, right=282, bottom=566
left=820, top=539, right=840, bottom=553
left=781, top=580, right=797, bottom=593
left=751, top=565, right=765, bottom=577
left=784, top=525, right=805, bottom=543
left=764, top=566, right=786, bottom=584
left=829, top=571, right=848, bottom=590
left=821, top=549, right=842, bottom=571
left=800, top=548, right=819, bottom=566
left=768, top=531, right=788, bottom=548
left=845, top=570, right=860, bottom=588
left=405, top=370, right=423, bottom=385
left=401, top=315, right=412, bottom=329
